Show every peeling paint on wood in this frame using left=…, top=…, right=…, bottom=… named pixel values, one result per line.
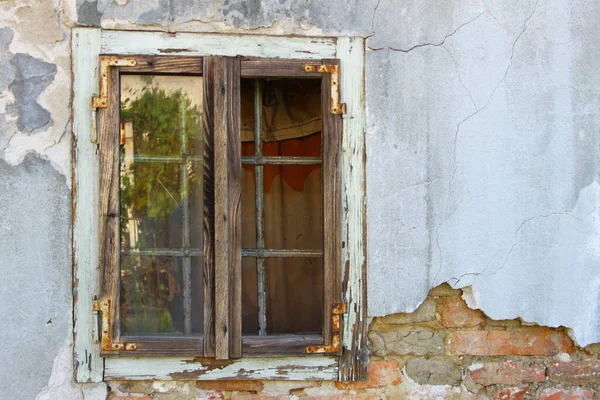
left=72, top=27, right=103, bottom=383
left=337, top=37, right=368, bottom=381
left=105, top=356, right=338, bottom=381
left=101, top=31, right=336, bottom=60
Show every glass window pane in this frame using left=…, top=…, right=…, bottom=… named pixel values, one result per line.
left=189, top=161, right=203, bottom=249
left=119, top=74, right=204, bottom=337
left=242, top=257, right=258, bottom=335
left=120, top=74, right=204, bottom=251
left=265, top=257, right=323, bottom=334
left=263, top=165, right=323, bottom=250
left=241, top=79, right=321, bottom=154
left=241, top=165, right=256, bottom=249
left=120, top=162, right=183, bottom=249
left=120, top=75, right=203, bottom=157
left=120, top=255, right=203, bottom=336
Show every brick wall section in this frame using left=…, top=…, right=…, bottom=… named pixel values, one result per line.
left=109, top=284, right=600, bottom=400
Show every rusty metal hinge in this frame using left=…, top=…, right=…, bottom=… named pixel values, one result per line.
left=93, top=299, right=137, bottom=352
left=306, top=302, right=347, bottom=354
left=91, top=57, right=137, bottom=109
left=304, top=63, right=346, bottom=115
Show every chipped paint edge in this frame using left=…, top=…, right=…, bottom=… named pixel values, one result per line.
left=338, top=37, right=368, bottom=380
left=105, top=356, right=338, bottom=381
left=72, top=27, right=104, bottom=383
left=74, top=29, right=353, bottom=381
left=101, top=30, right=336, bottom=59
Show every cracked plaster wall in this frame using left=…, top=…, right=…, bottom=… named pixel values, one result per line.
left=0, top=0, right=599, bottom=398
left=366, top=0, right=600, bottom=349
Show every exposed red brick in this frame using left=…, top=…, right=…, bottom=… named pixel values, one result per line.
left=437, top=296, right=484, bottom=328
left=196, top=380, right=264, bottom=392
left=470, top=360, right=545, bottom=386
left=495, top=387, right=531, bottom=400
left=548, top=360, right=600, bottom=384
left=538, top=388, right=595, bottom=400
left=447, top=328, right=574, bottom=356
left=335, top=360, right=402, bottom=390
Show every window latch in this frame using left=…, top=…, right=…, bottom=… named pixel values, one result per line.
left=306, top=302, right=347, bottom=354
left=304, top=63, right=346, bottom=115
left=92, top=299, right=137, bottom=352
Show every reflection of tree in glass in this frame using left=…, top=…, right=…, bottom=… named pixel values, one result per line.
left=119, top=85, right=201, bottom=335
left=120, top=87, right=201, bottom=229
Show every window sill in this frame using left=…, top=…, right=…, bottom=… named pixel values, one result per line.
left=104, top=354, right=338, bottom=381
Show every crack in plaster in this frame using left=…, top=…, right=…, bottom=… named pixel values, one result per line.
left=379, top=179, right=445, bottom=200
left=448, top=210, right=581, bottom=288
left=366, top=0, right=382, bottom=39
left=444, top=47, right=478, bottom=109
left=367, top=11, right=487, bottom=52
left=431, top=0, right=540, bottom=287
left=482, top=211, right=583, bottom=278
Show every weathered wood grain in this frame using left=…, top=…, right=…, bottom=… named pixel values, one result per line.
left=119, top=55, right=203, bottom=74
left=102, top=31, right=336, bottom=60
left=337, top=37, right=368, bottom=382
left=116, top=337, right=204, bottom=357
left=213, top=57, right=230, bottom=360
left=100, top=335, right=324, bottom=358
left=98, top=65, right=121, bottom=349
left=227, top=57, right=242, bottom=359
left=72, top=27, right=104, bottom=383
left=243, top=335, right=323, bottom=356
left=241, top=59, right=318, bottom=78
left=105, top=356, right=338, bottom=380
left=322, top=59, right=344, bottom=347
left=203, top=57, right=216, bottom=358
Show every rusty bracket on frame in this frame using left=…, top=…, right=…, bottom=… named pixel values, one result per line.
left=91, top=57, right=137, bottom=109
left=93, top=299, right=137, bottom=352
left=304, top=63, right=346, bottom=115
left=306, top=302, right=347, bottom=354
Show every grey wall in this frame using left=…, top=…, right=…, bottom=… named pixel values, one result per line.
left=0, top=155, right=71, bottom=399
left=366, top=0, right=600, bottom=348
left=0, top=0, right=599, bottom=398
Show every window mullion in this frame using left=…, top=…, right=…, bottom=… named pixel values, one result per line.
left=213, top=56, right=242, bottom=359
left=202, top=56, right=217, bottom=358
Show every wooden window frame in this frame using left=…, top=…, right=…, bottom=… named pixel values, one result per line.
left=73, top=29, right=367, bottom=382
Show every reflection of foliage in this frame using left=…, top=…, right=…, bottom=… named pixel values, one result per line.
left=120, top=87, right=201, bottom=228
left=121, top=256, right=179, bottom=335
left=119, top=82, right=201, bottom=335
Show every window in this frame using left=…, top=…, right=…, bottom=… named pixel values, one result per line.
left=95, top=55, right=342, bottom=359
left=73, top=30, right=366, bottom=382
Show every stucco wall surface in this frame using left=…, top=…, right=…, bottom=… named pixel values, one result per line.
left=0, top=0, right=598, bottom=398
left=366, top=0, right=600, bottom=349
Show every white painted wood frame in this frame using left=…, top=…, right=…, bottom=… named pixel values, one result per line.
left=72, top=28, right=366, bottom=382
left=72, top=27, right=104, bottom=383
